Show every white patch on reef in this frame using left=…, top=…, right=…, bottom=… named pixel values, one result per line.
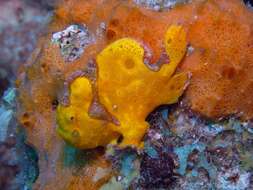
left=133, top=0, right=188, bottom=11
left=153, top=132, right=162, bottom=140
left=187, top=45, right=195, bottom=56
left=51, top=24, right=94, bottom=62
left=100, top=177, right=123, bottom=190
left=217, top=168, right=251, bottom=190
left=3, top=87, right=16, bottom=105
left=0, top=106, right=13, bottom=142
left=0, top=87, right=16, bottom=142
left=93, top=167, right=111, bottom=182
left=96, top=22, right=107, bottom=37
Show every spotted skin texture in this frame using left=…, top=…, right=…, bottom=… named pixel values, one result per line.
left=56, top=77, right=119, bottom=149
left=56, top=25, right=189, bottom=149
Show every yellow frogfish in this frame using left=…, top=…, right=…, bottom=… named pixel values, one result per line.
left=56, top=25, right=189, bottom=149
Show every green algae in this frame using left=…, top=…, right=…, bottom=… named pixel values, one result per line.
left=174, top=142, right=206, bottom=175
left=62, top=143, right=89, bottom=168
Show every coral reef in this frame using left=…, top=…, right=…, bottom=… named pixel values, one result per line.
left=134, top=0, right=188, bottom=11
left=139, top=146, right=175, bottom=188
left=57, top=25, right=188, bottom=148
left=52, top=24, right=94, bottom=62
left=0, top=88, right=39, bottom=190
left=98, top=103, right=253, bottom=189
left=101, top=0, right=253, bottom=120
left=10, top=0, right=253, bottom=189
left=0, top=0, right=52, bottom=75
left=0, top=1, right=52, bottom=189
left=182, top=0, right=253, bottom=119
left=0, top=138, right=19, bottom=190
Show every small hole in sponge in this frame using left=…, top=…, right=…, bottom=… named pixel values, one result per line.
left=106, top=29, right=116, bottom=40
left=117, top=134, right=124, bottom=144
left=23, top=121, right=31, bottom=127
left=170, top=84, right=175, bottom=90
left=51, top=99, right=59, bottom=110
left=124, top=59, right=135, bottom=69
left=221, top=66, right=236, bottom=80
left=167, top=38, right=172, bottom=44
left=110, top=19, right=120, bottom=26
left=23, top=112, right=29, bottom=119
